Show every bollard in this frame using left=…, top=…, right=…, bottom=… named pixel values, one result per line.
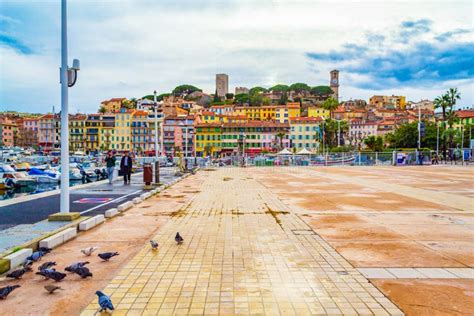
left=154, top=161, right=160, bottom=184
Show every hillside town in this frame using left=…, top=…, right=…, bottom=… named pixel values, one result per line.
left=1, top=71, right=473, bottom=158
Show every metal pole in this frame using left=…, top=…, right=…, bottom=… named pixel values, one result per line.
left=436, top=122, right=439, bottom=155
left=337, top=120, right=341, bottom=147
left=153, top=90, right=159, bottom=184
left=154, top=91, right=158, bottom=160
left=461, top=126, right=464, bottom=165
left=60, top=0, right=70, bottom=213
left=417, top=105, right=421, bottom=150
left=185, top=123, right=188, bottom=158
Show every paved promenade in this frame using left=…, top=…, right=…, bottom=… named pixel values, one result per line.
left=82, top=168, right=403, bottom=315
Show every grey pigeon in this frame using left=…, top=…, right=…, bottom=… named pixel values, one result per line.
left=37, top=247, right=52, bottom=254
left=74, top=266, right=93, bottom=279
left=37, top=270, right=66, bottom=282
left=38, top=261, right=56, bottom=271
left=150, top=240, right=159, bottom=250
left=0, top=285, right=20, bottom=300
left=98, top=252, right=119, bottom=261
left=23, top=259, right=34, bottom=269
left=96, top=291, right=114, bottom=312
left=81, top=246, right=98, bottom=256
left=44, top=285, right=63, bottom=294
left=175, top=232, right=184, bottom=245
left=65, top=261, right=89, bottom=273
left=27, top=251, right=45, bottom=262
left=36, top=268, right=56, bottom=279
left=6, top=267, right=31, bottom=279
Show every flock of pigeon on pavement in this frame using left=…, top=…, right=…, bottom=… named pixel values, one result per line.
left=0, top=232, right=185, bottom=313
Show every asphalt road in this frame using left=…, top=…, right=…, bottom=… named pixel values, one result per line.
left=0, top=168, right=179, bottom=231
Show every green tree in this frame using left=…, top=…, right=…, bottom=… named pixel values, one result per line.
left=270, top=84, right=289, bottom=92
left=289, top=83, right=311, bottom=93
left=322, top=97, right=339, bottom=118
left=142, top=93, right=170, bottom=102
left=311, top=85, right=333, bottom=97
left=213, top=89, right=220, bottom=102
left=249, top=94, right=264, bottom=106
left=172, top=84, right=201, bottom=96
left=262, top=97, right=271, bottom=106
left=278, top=91, right=288, bottom=105
left=234, top=93, right=250, bottom=105
left=364, top=135, right=384, bottom=152
left=225, top=93, right=234, bottom=100
left=434, top=88, right=461, bottom=158
left=98, top=106, right=107, bottom=114
left=249, top=86, right=267, bottom=95
left=276, top=131, right=286, bottom=149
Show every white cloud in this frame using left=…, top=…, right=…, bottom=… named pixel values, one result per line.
left=0, top=0, right=473, bottom=112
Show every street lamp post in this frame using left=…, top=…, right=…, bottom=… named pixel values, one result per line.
left=153, top=90, right=159, bottom=184
left=59, top=0, right=80, bottom=216
left=436, top=121, right=440, bottom=155
left=417, top=104, right=421, bottom=150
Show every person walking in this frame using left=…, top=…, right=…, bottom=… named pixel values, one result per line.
left=105, top=151, right=116, bottom=184
left=120, top=151, right=133, bottom=184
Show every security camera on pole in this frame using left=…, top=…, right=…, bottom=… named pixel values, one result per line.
left=49, top=0, right=81, bottom=221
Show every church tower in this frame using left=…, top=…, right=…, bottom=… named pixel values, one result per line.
left=330, top=70, right=339, bottom=100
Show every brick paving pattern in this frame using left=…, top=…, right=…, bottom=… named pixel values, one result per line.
left=82, top=169, right=403, bottom=315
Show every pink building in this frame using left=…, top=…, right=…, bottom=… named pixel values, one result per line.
left=0, top=116, right=16, bottom=147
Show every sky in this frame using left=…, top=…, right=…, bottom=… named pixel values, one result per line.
left=0, top=0, right=473, bottom=113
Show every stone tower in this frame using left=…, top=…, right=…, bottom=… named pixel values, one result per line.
left=330, top=70, right=339, bottom=101
left=216, top=74, right=229, bottom=98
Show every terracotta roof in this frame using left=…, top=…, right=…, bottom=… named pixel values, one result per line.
left=456, top=109, right=474, bottom=118
left=195, top=123, right=222, bottom=128
left=222, top=121, right=290, bottom=128
left=290, top=117, right=323, bottom=123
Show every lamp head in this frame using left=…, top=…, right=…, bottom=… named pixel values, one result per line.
left=72, top=59, right=80, bottom=70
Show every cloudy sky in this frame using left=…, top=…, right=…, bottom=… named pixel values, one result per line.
left=0, top=0, right=473, bottom=113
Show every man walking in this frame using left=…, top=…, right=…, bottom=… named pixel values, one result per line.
left=105, top=151, right=116, bottom=184
left=120, top=151, right=133, bottom=184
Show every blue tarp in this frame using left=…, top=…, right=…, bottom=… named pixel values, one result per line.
left=28, top=168, right=57, bottom=178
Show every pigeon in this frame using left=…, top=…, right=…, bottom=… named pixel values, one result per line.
left=36, top=268, right=56, bottom=279
left=44, top=285, right=63, bottom=294
left=96, top=291, right=114, bottom=312
left=0, top=285, right=21, bottom=300
left=37, top=270, right=66, bottom=282
left=150, top=240, right=159, bottom=250
left=98, top=252, right=119, bottom=261
left=6, top=267, right=31, bottom=279
left=81, top=247, right=98, bottom=256
left=23, top=259, right=34, bottom=269
left=27, top=250, right=45, bottom=262
left=73, top=266, right=93, bottom=279
left=175, top=232, right=184, bottom=245
left=65, top=261, right=89, bottom=273
left=38, top=261, right=56, bottom=271
left=37, top=247, right=52, bottom=254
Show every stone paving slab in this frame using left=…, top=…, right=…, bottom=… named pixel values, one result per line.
left=358, top=267, right=473, bottom=279
left=82, top=169, right=404, bottom=315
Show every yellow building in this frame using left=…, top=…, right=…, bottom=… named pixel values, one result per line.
left=100, top=114, right=115, bottom=151
left=85, top=114, right=102, bottom=152
left=69, top=114, right=86, bottom=152
left=100, top=98, right=126, bottom=113
left=308, top=106, right=330, bottom=119
left=289, top=117, right=324, bottom=151
left=194, top=123, right=221, bottom=157
left=260, top=106, right=276, bottom=120
left=112, top=109, right=134, bottom=152
left=369, top=95, right=406, bottom=109
left=287, top=102, right=301, bottom=119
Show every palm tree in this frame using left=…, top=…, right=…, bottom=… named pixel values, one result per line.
left=276, top=131, right=286, bottom=150
left=435, top=88, right=461, bottom=160
left=445, top=109, right=459, bottom=149
left=322, top=97, right=339, bottom=119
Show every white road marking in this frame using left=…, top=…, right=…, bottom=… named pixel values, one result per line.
left=80, top=189, right=142, bottom=215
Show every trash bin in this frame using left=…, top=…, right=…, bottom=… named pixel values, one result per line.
left=143, top=163, right=153, bottom=185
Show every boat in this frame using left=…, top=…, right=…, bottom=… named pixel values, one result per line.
left=28, top=168, right=60, bottom=183
left=15, top=162, right=31, bottom=171
left=0, top=178, right=14, bottom=191
left=3, top=171, right=38, bottom=187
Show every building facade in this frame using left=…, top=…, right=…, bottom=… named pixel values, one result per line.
left=216, top=74, right=229, bottom=97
